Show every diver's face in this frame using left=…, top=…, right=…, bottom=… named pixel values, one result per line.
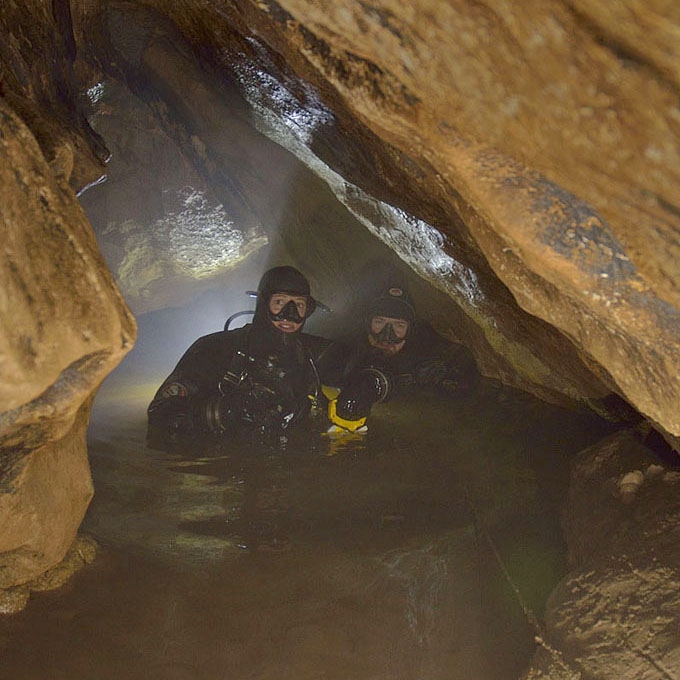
left=369, top=315, right=409, bottom=355
left=268, top=293, right=307, bottom=333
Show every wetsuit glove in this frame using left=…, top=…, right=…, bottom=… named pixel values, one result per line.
left=146, top=398, right=190, bottom=447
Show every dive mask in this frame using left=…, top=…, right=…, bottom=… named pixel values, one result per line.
left=269, top=298, right=308, bottom=324
left=373, top=321, right=403, bottom=345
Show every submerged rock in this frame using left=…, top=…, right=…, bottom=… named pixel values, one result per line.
left=0, top=535, right=97, bottom=615
left=30, top=535, right=98, bottom=593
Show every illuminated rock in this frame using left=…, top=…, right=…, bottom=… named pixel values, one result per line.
left=0, top=97, right=135, bottom=590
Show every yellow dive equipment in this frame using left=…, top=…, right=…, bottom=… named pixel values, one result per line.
left=327, top=397, right=367, bottom=433
left=321, top=385, right=368, bottom=433
left=321, top=385, right=341, bottom=401
left=321, top=385, right=366, bottom=432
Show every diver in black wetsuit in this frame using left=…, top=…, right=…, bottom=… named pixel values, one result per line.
left=147, top=266, right=348, bottom=446
left=327, top=284, right=479, bottom=433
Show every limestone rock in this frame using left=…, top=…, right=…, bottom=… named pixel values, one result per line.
left=0, top=405, right=94, bottom=590
left=0, top=0, right=109, bottom=192
left=0, top=586, right=30, bottom=616
left=0, top=97, right=135, bottom=587
left=0, top=535, right=97, bottom=616
left=30, top=534, right=97, bottom=593
left=523, top=430, right=680, bottom=678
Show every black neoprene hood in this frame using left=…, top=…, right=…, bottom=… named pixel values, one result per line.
left=257, top=266, right=311, bottom=299
left=253, top=266, right=316, bottom=332
left=369, top=286, right=415, bottom=323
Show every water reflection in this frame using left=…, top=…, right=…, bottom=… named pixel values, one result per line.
left=0, top=379, right=617, bottom=679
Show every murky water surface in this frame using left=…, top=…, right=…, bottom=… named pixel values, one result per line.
left=0, top=377, right=615, bottom=679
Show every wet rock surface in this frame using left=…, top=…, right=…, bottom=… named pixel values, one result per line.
left=0, top=95, right=134, bottom=588
left=0, top=535, right=98, bottom=615
left=523, top=430, right=680, bottom=678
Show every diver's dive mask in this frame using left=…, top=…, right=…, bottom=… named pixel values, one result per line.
left=372, top=319, right=407, bottom=345
left=366, top=286, right=415, bottom=346
left=269, top=298, right=307, bottom=324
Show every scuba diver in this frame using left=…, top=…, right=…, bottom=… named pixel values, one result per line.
left=327, top=284, right=479, bottom=433
left=147, top=265, right=349, bottom=446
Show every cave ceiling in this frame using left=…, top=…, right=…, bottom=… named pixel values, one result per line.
left=2, top=0, right=680, bottom=443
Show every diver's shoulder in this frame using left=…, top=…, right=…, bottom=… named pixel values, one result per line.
left=186, top=325, right=250, bottom=352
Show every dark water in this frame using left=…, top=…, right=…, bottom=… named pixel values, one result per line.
left=0, top=377, right=616, bottom=680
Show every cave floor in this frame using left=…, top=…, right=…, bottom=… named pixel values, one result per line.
left=0, top=377, right=617, bottom=680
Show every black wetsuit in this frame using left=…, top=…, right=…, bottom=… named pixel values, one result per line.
left=147, top=322, right=348, bottom=446
left=336, top=321, right=479, bottom=421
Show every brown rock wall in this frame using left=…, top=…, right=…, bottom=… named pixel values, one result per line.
left=0, top=0, right=110, bottom=191
left=0, top=99, right=135, bottom=415
left=276, top=0, right=680, bottom=307
left=0, top=97, right=135, bottom=587
left=524, top=429, right=680, bottom=678
left=0, top=405, right=94, bottom=589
